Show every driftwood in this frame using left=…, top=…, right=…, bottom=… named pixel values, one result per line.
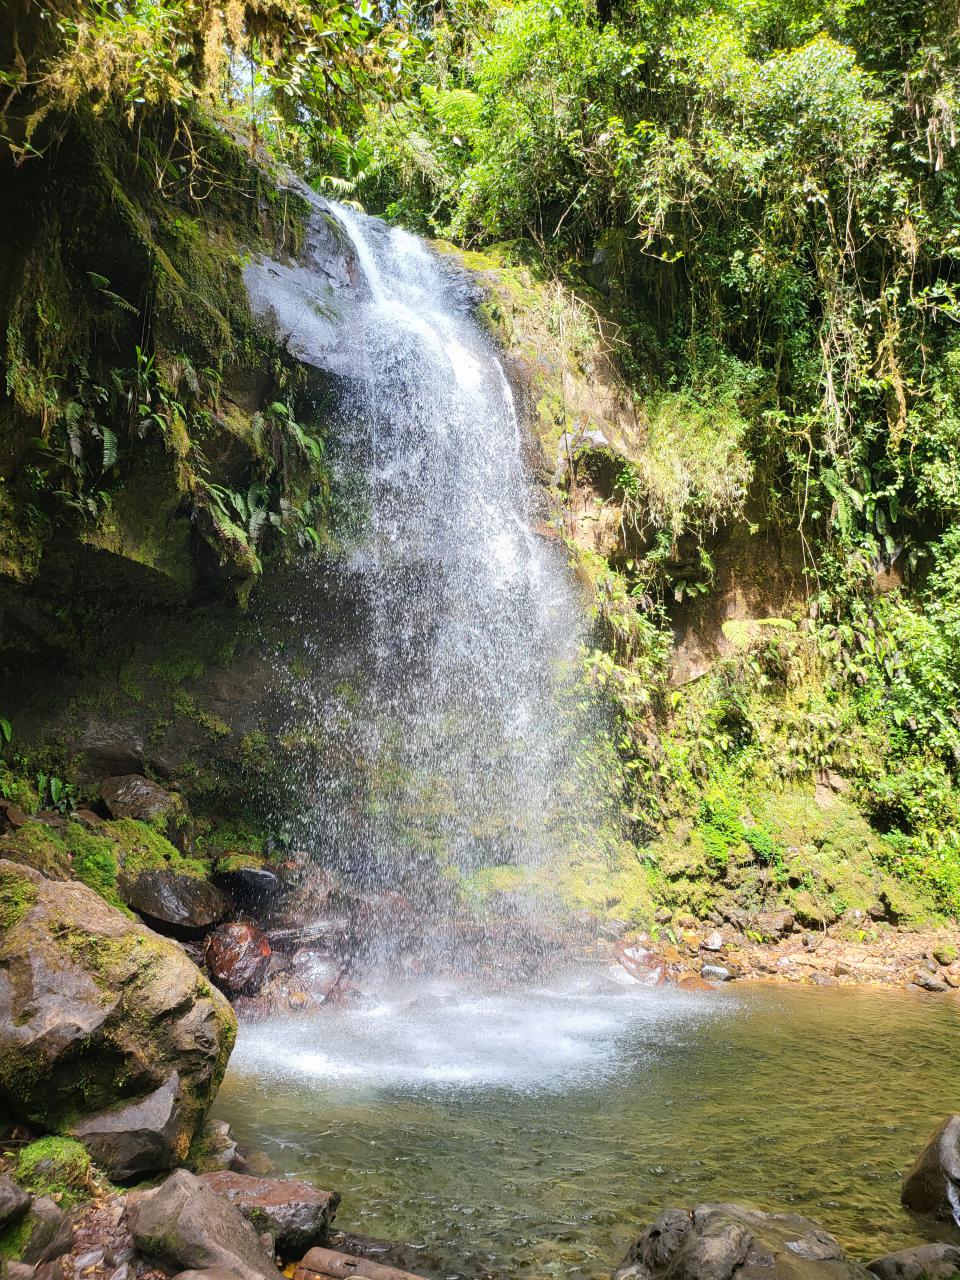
left=293, top=1246, right=430, bottom=1280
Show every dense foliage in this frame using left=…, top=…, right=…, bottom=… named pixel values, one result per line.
left=3, top=0, right=960, bottom=917
left=323, top=0, right=960, bottom=914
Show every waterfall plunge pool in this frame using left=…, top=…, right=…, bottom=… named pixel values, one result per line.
left=213, top=977, right=960, bottom=1279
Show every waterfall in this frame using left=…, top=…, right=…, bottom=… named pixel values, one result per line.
left=247, top=196, right=601, bottom=979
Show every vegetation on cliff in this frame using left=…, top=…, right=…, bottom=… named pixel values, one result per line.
left=1, top=0, right=959, bottom=925
left=323, top=0, right=960, bottom=920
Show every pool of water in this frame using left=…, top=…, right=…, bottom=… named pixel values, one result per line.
left=213, top=974, right=960, bottom=1279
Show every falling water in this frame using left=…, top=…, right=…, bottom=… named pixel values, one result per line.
left=246, top=194, right=600, bottom=977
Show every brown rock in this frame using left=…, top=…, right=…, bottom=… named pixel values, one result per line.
left=295, top=1246, right=429, bottom=1280
left=199, top=1172, right=340, bottom=1254
left=123, top=871, right=231, bottom=938
left=206, top=924, right=272, bottom=995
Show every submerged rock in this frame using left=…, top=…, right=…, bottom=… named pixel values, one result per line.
left=901, top=1115, right=960, bottom=1220
left=127, top=1169, right=279, bottom=1280
left=613, top=1203, right=872, bottom=1280
left=123, top=870, right=231, bottom=938
left=199, top=1172, right=340, bottom=1254
left=205, top=923, right=272, bottom=995
left=0, top=859, right=236, bottom=1178
left=868, top=1243, right=960, bottom=1280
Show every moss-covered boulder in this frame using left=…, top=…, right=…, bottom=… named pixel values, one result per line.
left=0, top=814, right=212, bottom=915
left=0, top=859, right=237, bottom=1181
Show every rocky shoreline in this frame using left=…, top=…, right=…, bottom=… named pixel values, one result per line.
left=603, top=910, right=960, bottom=996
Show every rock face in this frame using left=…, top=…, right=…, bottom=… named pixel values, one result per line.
left=868, top=1243, right=960, bottom=1280
left=100, top=775, right=192, bottom=850
left=199, top=1172, right=340, bottom=1254
left=0, top=860, right=236, bottom=1179
left=613, top=1204, right=873, bottom=1280
left=127, top=1169, right=280, bottom=1280
left=123, top=871, right=231, bottom=938
left=206, top=924, right=272, bottom=995
left=900, top=1115, right=960, bottom=1220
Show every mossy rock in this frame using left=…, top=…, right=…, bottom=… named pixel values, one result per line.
left=16, top=1137, right=92, bottom=1210
left=0, top=817, right=210, bottom=913
left=0, top=858, right=236, bottom=1176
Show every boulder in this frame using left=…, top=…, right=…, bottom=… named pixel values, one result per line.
left=294, top=1247, right=429, bottom=1280
left=127, top=1169, right=279, bottom=1280
left=100, top=776, right=192, bottom=851
left=867, top=1243, right=960, bottom=1280
left=0, top=860, right=236, bottom=1178
left=901, top=1115, right=960, bottom=1219
left=199, top=1172, right=340, bottom=1254
left=0, top=1174, right=30, bottom=1228
left=206, top=924, right=272, bottom=995
left=613, top=1204, right=873, bottom=1280
left=701, top=931, right=725, bottom=953
left=123, top=871, right=231, bottom=938
left=12, top=1197, right=74, bottom=1266
left=70, top=1073, right=183, bottom=1181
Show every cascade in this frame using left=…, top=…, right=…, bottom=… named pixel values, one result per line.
left=247, top=195, right=600, bottom=979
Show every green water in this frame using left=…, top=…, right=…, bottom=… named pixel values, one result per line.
left=213, top=978, right=960, bottom=1279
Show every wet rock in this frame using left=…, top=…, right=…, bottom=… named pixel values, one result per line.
left=123, top=871, right=231, bottom=938
left=0, top=859, right=236, bottom=1174
left=701, top=931, right=725, bottom=952
left=15, top=1197, right=75, bottom=1266
left=294, top=1246, right=430, bottom=1280
left=0, top=1173, right=31, bottom=1227
left=70, top=1073, right=183, bottom=1182
left=913, top=972, right=949, bottom=993
left=867, top=1243, right=960, bottom=1280
left=701, top=964, right=734, bottom=982
left=214, top=863, right=289, bottom=913
left=199, top=1172, right=340, bottom=1254
left=127, top=1168, right=279, bottom=1280
left=205, top=924, right=272, bottom=995
left=100, top=775, right=192, bottom=851
left=901, top=1115, right=960, bottom=1219
left=613, top=1203, right=872, bottom=1280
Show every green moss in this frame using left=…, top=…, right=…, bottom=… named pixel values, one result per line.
left=0, top=866, right=37, bottom=930
left=16, top=1137, right=92, bottom=1209
left=104, top=817, right=207, bottom=878
left=214, top=852, right=265, bottom=874
left=0, top=1210, right=33, bottom=1260
left=0, top=825, right=73, bottom=879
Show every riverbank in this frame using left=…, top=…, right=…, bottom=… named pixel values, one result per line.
left=603, top=911, right=960, bottom=995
